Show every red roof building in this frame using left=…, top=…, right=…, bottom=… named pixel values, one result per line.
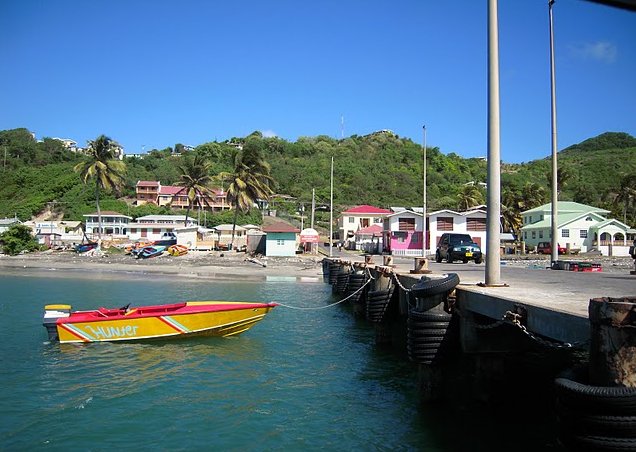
left=338, top=205, right=392, bottom=242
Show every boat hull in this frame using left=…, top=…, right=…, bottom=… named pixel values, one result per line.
left=46, top=301, right=277, bottom=344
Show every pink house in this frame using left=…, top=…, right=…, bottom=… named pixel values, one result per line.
left=383, top=209, right=428, bottom=256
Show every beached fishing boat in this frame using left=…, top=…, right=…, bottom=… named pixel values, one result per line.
left=167, top=244, right=188, bottom=256
left=153, top=232, right=178, bottom=247
left=43, top=301, right=278, bottom=343
left=135, top=245, right=166, bottom=259
left=75, top=242, right=98, bottom=253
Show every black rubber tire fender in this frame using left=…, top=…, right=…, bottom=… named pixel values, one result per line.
left=408, top=310, right=453, bottom=322
left=559, top=434, right=636, bottom=451
left=557, top=401, right=636, bottom=437
left=410, top=273, right=460, bottom=297
left=555, top=367, right=636, bottom=415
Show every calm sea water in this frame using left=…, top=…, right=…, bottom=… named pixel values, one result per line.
left=0, top=270, right=557, bottom=451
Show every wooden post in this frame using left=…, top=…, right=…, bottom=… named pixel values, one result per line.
left=410, top=257, right=432, bottom=274
left=383, top=255, right=393, bottom=266
left=364, top=254, right=374, bottom=265
left=588, top=297, right=636, bottom=387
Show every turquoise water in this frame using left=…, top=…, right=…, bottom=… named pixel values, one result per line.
left=1, top=270, right=560, bottom=451
left=1, top=271, right=438, bottom=451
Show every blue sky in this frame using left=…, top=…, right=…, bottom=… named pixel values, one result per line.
left=0, top=1, right=634, bottom=164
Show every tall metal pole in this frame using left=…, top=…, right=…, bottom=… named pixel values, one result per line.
left=549, top=0, right=559, bottom=265
left=329, top=156, right=334, bottom=257
left=311, top=188, right=315, bottom=229
left=422, top=125, right=427, bottom=258
left=486, top=0, right=502, bottom=285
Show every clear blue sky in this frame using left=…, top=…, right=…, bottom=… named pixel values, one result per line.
left=0, top=0, right=634, bottom=163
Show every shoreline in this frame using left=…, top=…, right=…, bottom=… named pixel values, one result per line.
left=0, top=249, right=326, bottom=282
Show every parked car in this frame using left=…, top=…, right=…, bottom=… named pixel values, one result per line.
left=435, top=233, right=483, bottom=264
left=536, top=242, right=566, bottom=255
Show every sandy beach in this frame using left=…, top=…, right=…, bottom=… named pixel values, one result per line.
left=0, top=249, right=326, bottom=281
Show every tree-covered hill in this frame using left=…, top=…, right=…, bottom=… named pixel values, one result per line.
left=0, top=128, right=634, bottom=228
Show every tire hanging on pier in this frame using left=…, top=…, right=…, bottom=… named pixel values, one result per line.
left=407, top=274, right=460, bottom=365
left=555, top=366, right=636, bottom=451
left=366, top=286, right=395, bottom=323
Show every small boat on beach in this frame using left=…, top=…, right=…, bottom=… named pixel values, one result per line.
left=153, top=232, right=178, bottom=247
left=75, top=242, right=98, bottom=253
left=43, top=301, right=278, bottom=343
left=135, top=245, right=166, bottom=259
left=167, top=244, right=188, bottom=256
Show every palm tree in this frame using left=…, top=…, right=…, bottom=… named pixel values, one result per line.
left=546, top=166, right=573, bottom=198
left=521, top=182, right=547, bottom=210
left=613, top=173, right=636, bottom=224
left=175, top=153, right=215, bottom=227
left=501, top=188, right=523, bottom=236
left=218, top=142, right=275, bottom=247
left=456, top=184, right=484, bottom=211
left=74, top=135, right=126, bottom=241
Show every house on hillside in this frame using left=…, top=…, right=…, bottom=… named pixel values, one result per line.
left=262, top=222, right=299, bottom=257
left=135, top=180, right=230, bottom=212
left=338, top=205, right=392, bottom=245
left=520, top=201, right=635, bottom=256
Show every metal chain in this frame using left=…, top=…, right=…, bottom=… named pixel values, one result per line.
left=505, top=311, right=577, bottom=349
left=392, top=273, right=411, bottom=293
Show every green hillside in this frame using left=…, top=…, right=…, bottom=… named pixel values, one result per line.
left=0, top=128, right=634, bottom=229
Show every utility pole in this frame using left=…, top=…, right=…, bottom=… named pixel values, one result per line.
left=422, top=125, right=427, bottom=258
left=311, top=188, right=315, bottom=229
left=549, top=0, right=559, bottom=266
left=329, top=157, right=334, bottom=257
left=486, top=0, right=502, bottom=286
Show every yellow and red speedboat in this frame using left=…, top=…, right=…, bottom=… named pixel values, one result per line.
left=43, top=301, right=278, bottom=343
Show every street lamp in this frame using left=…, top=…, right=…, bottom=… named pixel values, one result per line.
left=422, top=125, right=427, bottom=258
left=549, top=0, right=559, bottom=265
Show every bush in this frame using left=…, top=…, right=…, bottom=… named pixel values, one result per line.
left=0, top=224, right=40, bottom=255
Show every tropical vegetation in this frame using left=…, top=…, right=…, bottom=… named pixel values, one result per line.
left=0, top=128, right=635, bottom=240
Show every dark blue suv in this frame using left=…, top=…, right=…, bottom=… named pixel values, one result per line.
left=435, top=233, right=483, bottom=264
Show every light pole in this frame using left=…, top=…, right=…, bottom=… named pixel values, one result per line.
left=486, top=0, right=502, bottom=286
left=549, top=0, right=559, bottom=265
left=422, top=125, right=427, bottom=258
left=329, top=156, right=334, bottom=258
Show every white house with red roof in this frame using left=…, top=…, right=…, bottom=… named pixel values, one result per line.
left=338, top=204, right=392, bottom=244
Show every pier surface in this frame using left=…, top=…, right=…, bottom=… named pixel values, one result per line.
left=327, top=252, right=635, bottom=345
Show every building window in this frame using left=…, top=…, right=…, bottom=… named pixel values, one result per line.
left=393, top=231, right=407, bottom=243
left=562, top=229, right=569, bottom=238
left=532, top=231, right=536, bottom=239
left=153, top=228, right=161, bottom=234
left=437, top=217, right=454, bottom=231
left=539, top=231, right=543, bottom=238
left=348, top=217, right=355, bottom=223
left=523, top=231, right=527, bottom=240
left=277, top=239, right=284, bottom=246
left=580, top=230, right=587, bottom=239
left=466, top=218, right=486, bottom=231
left=374, top=218, right=382, bottom=223
left=398, top=218, right=416, bottom=231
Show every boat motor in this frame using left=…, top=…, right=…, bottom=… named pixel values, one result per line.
left=43, top=305, right=72, bottom=342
